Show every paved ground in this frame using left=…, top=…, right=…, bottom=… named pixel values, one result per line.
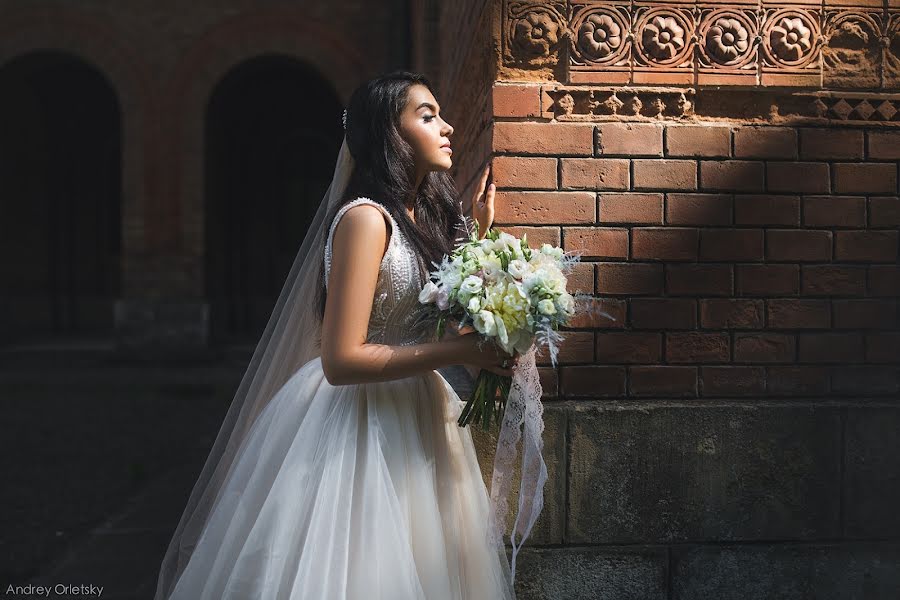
left=1, top=345, right=474, bottom=599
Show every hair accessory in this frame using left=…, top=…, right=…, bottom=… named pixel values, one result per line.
left=342, top=108, right=347, bottom=130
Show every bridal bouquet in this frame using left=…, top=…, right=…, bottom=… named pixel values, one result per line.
left=418, top=224, right=582, bottom=430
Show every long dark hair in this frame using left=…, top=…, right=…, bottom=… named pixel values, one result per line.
left=315, top=71, right=468, bottom=322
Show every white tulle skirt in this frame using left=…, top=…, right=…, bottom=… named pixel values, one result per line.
left=167, top=356, right=516, bottom=600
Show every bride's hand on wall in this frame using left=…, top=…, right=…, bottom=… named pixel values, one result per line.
left=470, top=163, right=495, bottom=239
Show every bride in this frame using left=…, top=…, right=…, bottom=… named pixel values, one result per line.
left=152, top=71, right=541, bottom=599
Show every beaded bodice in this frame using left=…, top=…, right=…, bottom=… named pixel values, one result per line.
left=324, top=197, right=438, bottom=347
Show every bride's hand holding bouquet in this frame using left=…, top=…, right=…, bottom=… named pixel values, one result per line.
left=421, top=224, right=581, bottom=430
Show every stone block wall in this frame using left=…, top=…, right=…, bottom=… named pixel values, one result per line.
left=452, top=1, right=900, bottom=597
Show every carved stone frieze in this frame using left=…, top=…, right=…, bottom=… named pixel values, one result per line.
left=502, top=1, right=900, bottom=90
left=540, top=84, right=900, bottom=126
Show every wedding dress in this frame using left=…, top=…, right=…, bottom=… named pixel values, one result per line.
left=164, top=197, right=516, bottom=599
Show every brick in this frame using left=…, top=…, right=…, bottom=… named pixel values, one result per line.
left=700, top=299, right=764, bottom=328
left=833, top=163, right=897, bottom=194
left=666, top=332, right=730, bottom=363
left=666, top=193, right=732, bottom=225
left=629, top=366, right=697, bottom=397
left=493, top=122, right=593, bottom=155
left=867, top=131, right=900, bottom=160
left=802, top=265, right=866, bottom=296
left=869, top=197, right=900, bottom=227
left=799, top=128, right=864, bottom=160
left=701, top=366, right=766, bottom=396
left=767, top=230, right=832, bottom=261
left=767, top=366, right=830, bottom=395
left=699, top=160, right=765, bottom=192
left=834, top=231, right=898, bottom=262
left=492, top=84, right=541, bottom=117
left=567, top=262, right=595, bottom=295
left=866, top=333, right=900, bottom=363
left=767, top=162, right=830, bottom=194
left=798, top=333, right=865, bottom=363
left=834, top=299, right=898, bottom=329
left=802, top=196, right=866, bottom=228
left=734, top=194, right=800, bottom=226
left=535, top=331, right=594, bottom=364
left=633, top=159, right=697, bottom=191
left=566, top=298, right=625, bottom=329
left=767, top=299, right=831, bottom=329
left=830, top=366, right=899, bottom=396
left=495, top=191, right=595, bottom=224
left=630, top=298, right=697, bottom=329
left=491, top=156, right=557, bottom=189
left=666, top=264, right=732, bottom=296
left=595, top=332, right=662, bottom=363
left=564, top=227, right=628, bottom=259
left=502, top=226, right=560, bottom=248
left=632, top=228, right=698, bottom=261
left=699, top=228, right=765, bottom=261
left=734, top=333, right=796, bottom=362
left=596, top=262, right=663, bottom=295
left=868, top=266, right=900, bottom=297
left=734, top=126, right=797, bottom=159
left=665, top=125, right=731, bottom=157
left=560, top=158, right=630, bottom=190
left=736, top=264, right=800, bottom=296
left=599, top=193, right=663, bottom=224
left=538, top=367, right=558, bottom=398
left=597, top=122, right=663, bottom=156
left=561, top=366, right=626, bottom=397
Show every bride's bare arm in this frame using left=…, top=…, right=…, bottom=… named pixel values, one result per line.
left=320, top=205, right=467, bottom=385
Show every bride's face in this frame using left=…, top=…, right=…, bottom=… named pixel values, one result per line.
left=399, top=84, right=454, bottom=175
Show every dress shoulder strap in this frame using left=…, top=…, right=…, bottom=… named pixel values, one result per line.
left=323, top=197, right=398, bottom=290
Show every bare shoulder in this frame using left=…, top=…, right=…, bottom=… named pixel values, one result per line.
left=329, top=204, right=390, bottom=277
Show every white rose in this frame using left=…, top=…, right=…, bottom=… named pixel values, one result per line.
left=438, top=269, right=462, bottom=290
left=481, top=255, right=503, bottom=280
left=557, top=293, right=575, bottom=316
left=460, top=275, right=484, bottom=295
left=498, top=232, right=517, bottom=251
left=538, top=299, right=556, bottom=315
left=418, top=281, right=439, bottom=304
left=472, top=310, right=497, bottom=336
left=508, top=258, right=529, bottom=279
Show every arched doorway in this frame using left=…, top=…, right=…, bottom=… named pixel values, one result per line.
left=205, top=55, right=343, bottom=344
left=0, top=51, right=122, bottom=345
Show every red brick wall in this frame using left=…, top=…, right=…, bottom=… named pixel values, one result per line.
left=491, top=84, right=899, bottom=400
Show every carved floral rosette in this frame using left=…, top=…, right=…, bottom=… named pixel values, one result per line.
left=504, top=0, right=568, bottom=68
left=502, top=1, right=900, bottom=90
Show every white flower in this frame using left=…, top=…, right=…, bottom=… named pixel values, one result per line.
left=498, top=231, right=518, bottom=251
left=481, top=255, right=504, bottom=280
left=538, top=243, right=564, bottom=261
left=495, top=313, right=509, bottom=349
left=558, top=293, right=575, bottom=316
left=472, top=310, right=498, bottom=336
left=467, top=296, right=482, bottom=313
left=460, top=275, right=484, bottom=295
left=418, top=281, right=439, bottom=304
left=436, top=286, right=451, bottom=310
left=538, top=299, right=557, bottom=315
left=508, top=258, right=529, bottom=279
left=437, top=268, right=463, bottom=290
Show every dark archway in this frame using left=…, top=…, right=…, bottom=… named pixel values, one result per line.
left=0, top=51, right=122, bottom=345
left=205, top=55, right=342, bottom=344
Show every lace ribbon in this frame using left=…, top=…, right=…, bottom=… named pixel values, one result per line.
left=486, top=344, right=547, bottom=586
